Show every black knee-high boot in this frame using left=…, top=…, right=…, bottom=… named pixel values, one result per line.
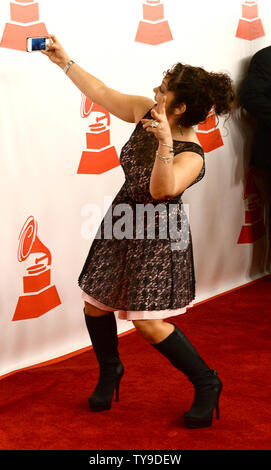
left=84, top=310, right=124, bottom=412
left=152, top=323, right=222, bottom=428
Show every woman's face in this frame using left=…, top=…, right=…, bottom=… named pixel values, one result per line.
left=153, top=77, right=175, bottom=115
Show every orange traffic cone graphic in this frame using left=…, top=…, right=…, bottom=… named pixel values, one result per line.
left=237, top=167, right=265, bottom=244
left=13, top=216, right=61, bottom=321
left=135, top=0, right=173, bottom=45
left=77, top=94, right=120, bottom=174
left=196, top=110, right=224, bottom=153
left=236, top=0, right=265, bottom=40
left=0, top=0, right=48, bottom=52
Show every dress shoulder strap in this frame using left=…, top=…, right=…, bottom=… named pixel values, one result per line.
left=173, top=141, right=204, bottom=159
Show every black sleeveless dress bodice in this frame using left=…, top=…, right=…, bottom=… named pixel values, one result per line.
left=78, top=109, right=205, bottom=312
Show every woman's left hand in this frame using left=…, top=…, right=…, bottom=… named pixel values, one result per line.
left=141, top=95, right=172, bottom=144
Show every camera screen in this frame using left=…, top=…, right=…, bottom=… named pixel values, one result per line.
left=32, top=38, right=46, bottom=51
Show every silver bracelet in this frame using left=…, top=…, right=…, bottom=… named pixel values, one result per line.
left=63, top=59, right=75, bottom=74
left=160, top=143, right=174, bottom=152
left=156, top=151, right=174, bottom=163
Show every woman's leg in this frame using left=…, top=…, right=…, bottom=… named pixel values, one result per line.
left=84, top=301, right=111, bottom=317
left=133, top=318, right=222, bottom=429
left=132, top=318, right=175, bottom=344
left=83, top=301, right=124, bottom=411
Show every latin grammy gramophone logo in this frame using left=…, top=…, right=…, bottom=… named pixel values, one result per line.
left=0, top=0, right=48, bottom=51
left=235, top=0, right=265, bottom=41
left=78, top=94, right=120, bottom=174
left=237, top=167, right=265, bottom=244
left=195, top=110, right=224, bottom=153
left=13, top=216, right=61, bottom=321
left=135, top=0, right=173, bottom=45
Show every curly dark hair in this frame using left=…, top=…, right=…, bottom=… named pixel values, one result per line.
left=164, top=63, right=235, bottom=127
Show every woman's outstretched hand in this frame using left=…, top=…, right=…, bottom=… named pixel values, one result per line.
left=40, top=34, right=70, bottom=70
left=141, top=95, right=172, bottom=145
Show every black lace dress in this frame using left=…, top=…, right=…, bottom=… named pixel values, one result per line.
left=78, top=109, right=205, bottom=321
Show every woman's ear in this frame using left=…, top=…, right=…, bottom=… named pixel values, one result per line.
left=175, top=103, right=186, bottom=116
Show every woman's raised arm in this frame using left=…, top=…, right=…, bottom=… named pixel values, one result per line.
left=42, top=34, right=153, bottom=124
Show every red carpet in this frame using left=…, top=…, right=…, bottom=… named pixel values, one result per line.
left=1, top=276, right=271, bottom=450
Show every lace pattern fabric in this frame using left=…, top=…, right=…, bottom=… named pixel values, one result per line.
left=78, top=109, right=205, bottom=319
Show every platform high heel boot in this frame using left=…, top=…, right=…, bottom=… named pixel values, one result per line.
left=152, top=324, right=222, bottom=428
left=84, top=310, right=124, bottom=412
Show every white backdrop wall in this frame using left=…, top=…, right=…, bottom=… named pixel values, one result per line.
left=0, top=0, right=270, bottom=377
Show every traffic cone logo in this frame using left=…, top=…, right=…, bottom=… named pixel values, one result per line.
left=77, top=94, right=120, bottom=174
left=135, top=0, right=173, bottom=45
left=13, top=216, right=61, bottom=321
left=0, top=0, right=48, bottom=52
left=237, top=167, right=265, bottom=244
left=236, top=0, right=265, bottom=41
left=195, top=110, right=224, bottom=153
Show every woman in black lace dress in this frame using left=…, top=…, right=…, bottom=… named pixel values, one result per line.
left=42, top=34, right=234, bottom=428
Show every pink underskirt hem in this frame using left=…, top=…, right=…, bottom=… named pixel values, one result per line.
left=81, top=290, right=194, bottom=321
